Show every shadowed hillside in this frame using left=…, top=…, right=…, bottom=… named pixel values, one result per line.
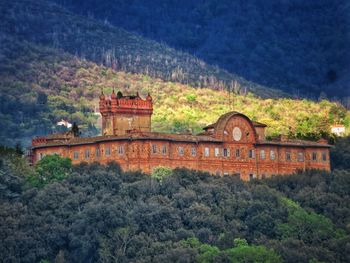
left=52, top=0, right=350, bottom=99
left=0, top=0, right=287, bottom=98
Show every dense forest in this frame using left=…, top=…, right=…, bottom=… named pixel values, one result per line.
left=0, top=137, right=350, bottom=262
left=51, top=0, right=350, bottom=99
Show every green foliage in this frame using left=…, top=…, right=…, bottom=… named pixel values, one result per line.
left=226, top=242, right=282, bottom=263
left=28, top=154, right=72, bottom=187
left=182, top=237, right=282, bottom=263
left=1, top=149, right=350, bottom=263
left=277, top=198, right=343, bottom=244
left=198, top=243, right=220, bottom=263
left=233, top=238, right=248, bottom=247
left=186, top=93, right=197, bottom=103
left=151, top=166, right=172, bottom=182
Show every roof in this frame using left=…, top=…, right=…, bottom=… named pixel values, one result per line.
left=32, top=132, right=222, bottom=149
left=257, top=139, right=332, bottom=148
left=204, top=119, right=266, bottom=130
left=32, top=110, right=331, bottom=150
left=45, top=132, right=73, bottom=140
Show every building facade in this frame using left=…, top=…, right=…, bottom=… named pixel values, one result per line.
left=30, top=92, right=331, bottom=181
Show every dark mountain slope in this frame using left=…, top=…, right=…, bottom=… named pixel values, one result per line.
left=0, top=0, right=286, bottom=98
left=52, top=0, right=350, bottom=98
left=1, top=35, right=348, bottom=147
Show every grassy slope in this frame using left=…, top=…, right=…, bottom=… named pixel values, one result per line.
left=0, top=37, right=349, bottom=147
left=0, top=0, right=286, bottom=98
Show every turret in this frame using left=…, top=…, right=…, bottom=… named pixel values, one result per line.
left=99, top=89, right=153, bottom=136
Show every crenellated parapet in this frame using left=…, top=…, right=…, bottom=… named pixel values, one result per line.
left=99, top=90, right=153, bottom=116
left=99, top=90, right=153, bottom=135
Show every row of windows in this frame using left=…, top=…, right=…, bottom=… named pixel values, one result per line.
left=73, top=146, right=125, bottom=160
left=151, top=145, right=197, bottom=156
left=71, top=145, right=327, bottom=162
left=258, top=150, right=327, bottom=162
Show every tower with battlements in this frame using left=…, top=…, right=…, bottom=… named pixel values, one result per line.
left=99, top=90, right=153, bottom=136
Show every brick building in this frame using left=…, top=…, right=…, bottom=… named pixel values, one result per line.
left=30, top=91, right=331, bottom=180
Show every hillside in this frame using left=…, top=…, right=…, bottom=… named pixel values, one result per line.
left=0, top=0, right=286, bottom=98
left=0, top=148, right=350, bottom=262
left=51, top=0, right=350, bottom=99
left=0, top=36, right=349, bottom=147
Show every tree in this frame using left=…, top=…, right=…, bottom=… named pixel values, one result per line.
left=71, top=122, right=80, bottom=137
left=29, top=154, right=72, bottom=187
left=226, top=238, right=282, bottom=263
left=151, top=166, right=172, bottom=182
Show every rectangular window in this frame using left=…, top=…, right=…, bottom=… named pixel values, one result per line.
left=73, top=151, right=79, bottom=160
left=249, top=149, right=255, bottom=158
left=118, top=145, right=124, bottom=155
left=178, top=147, right=184, bottom=156
left=85, top=149, right=90, bottom=159
left=223, top=148, right=230, bottom=157
left=191, top=147, right=196, bottom=156
left=162, top=145, right=167, bottom=155
left=270, top=150, right=275, bottom=160
left=152, top=144, right=157, bottom=154
left=322, top=152, right=327, bottom=161
left=105, top=147, right=111, bottom=156
left=215, top=147, right=220, bottom=157
left=298, top=152, right=304, bottom=162
left=260, top=150, right=266, bottom=160
left=286, top=152, right=291, bottom=161
left=235, top=148, right=240, bottom=158
left=249, top=173, right=255, bottom=180
left=312, top=152, right=317, bottom=161
left=223, top=172, right=229, bottom=176
left=96, top=148, right=100, bottom=157
left=261, top=174, right=266, bottom=179
left=204, top=147, right=210, bottom=157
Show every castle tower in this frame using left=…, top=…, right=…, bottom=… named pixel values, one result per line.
left=99, top=90, right=153, bottom=136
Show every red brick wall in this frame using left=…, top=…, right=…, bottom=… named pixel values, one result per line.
left=33, top=139, right=330, bottom=181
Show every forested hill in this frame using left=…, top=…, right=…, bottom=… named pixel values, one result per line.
left=1, top=140, right=350, bottom=262
left=51, top=0, right=350, bottom=99
left=0, top=0, right=285, bottom=98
